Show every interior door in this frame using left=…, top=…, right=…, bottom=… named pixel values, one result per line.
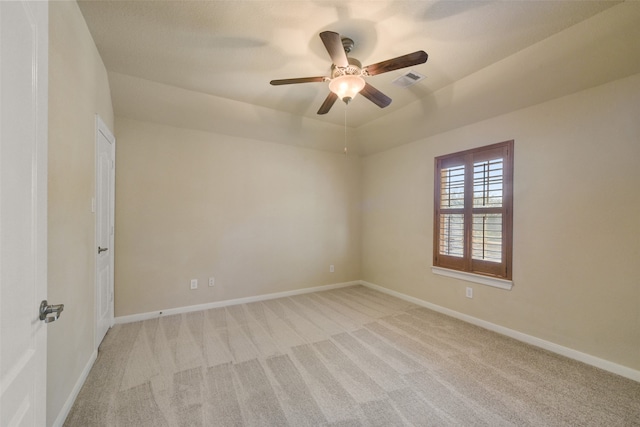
left=0, top=1, right=49, bottom=426
left=95, top=116, right=115, bottom=348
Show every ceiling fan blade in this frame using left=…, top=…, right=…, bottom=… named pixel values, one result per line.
left=364, top=51, right=428, bottom=76
left=360, top=83, right=392, bottom=108
left=317, top=92, right=338, bottom=115
left=270, top=76, right=326, bottom=85
left=319, top=31, right=349, bottom=68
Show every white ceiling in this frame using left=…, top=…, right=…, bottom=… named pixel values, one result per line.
left=78, top=0, right=626, bottom=128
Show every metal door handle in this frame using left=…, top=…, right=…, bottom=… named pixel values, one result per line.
left=98, top=246, right=109, bottom=254
left=40, top=300, right=64, bottom=323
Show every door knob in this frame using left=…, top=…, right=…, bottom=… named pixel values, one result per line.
left=98, top=246, right=109, bottom=254
left=39, top=300, right=64, bottom=323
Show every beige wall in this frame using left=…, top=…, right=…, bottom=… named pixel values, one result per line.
left=361, top=73, right=640, bottom=371
left=114, top=117, right=361, bottom=317
left=48, top=2, right=114, bottom=425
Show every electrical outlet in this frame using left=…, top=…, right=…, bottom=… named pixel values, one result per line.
left=209, top=277, right=215, bottom=287
left=466, top=287, right=473, bottom=298
left=330, top=265, right=334, bottom=273
left=190, top=279, right=198, bottom=290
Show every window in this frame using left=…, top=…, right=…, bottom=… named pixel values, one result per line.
left=433, top=140, right=513, bottom=280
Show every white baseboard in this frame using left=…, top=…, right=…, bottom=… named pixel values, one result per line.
left=52, top=349, right=98, bottom=427
left=360, top=280, right=640, bottom=383
left=115, top=281, right=359, bottom=324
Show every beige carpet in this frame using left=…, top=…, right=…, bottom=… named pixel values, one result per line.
left=65, top=285, right=640, bottom=426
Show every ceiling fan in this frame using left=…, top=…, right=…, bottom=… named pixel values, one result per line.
left=270, top=31, right=428, bottom=115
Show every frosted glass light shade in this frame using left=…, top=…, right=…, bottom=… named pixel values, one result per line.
left=329, top=75, right=365, bottom=103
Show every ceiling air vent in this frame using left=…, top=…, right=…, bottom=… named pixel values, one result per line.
left=391, top=70, right=426, bottom=88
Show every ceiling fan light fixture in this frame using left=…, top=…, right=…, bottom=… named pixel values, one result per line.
left=271, top=31, right=428, bottom=114
left=329, top=75, right=365, bottom=104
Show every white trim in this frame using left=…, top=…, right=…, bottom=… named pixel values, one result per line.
left=431, top=266, right=513, bottom=290
left=115, top=281, right=359, bottom=324
left=360, top=280, right=640, bottom=383
left=51, top=350, right=98, bottom=427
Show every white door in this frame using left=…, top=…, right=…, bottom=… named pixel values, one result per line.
left=0, top=1, right=49, bottom=426
left=95, top=116, right=115, bottom=348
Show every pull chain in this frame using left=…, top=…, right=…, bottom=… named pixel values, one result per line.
left=344, top=103, right=348, bottom=156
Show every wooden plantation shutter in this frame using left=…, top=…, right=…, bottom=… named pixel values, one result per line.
left=434, top=140, right=513, bottom=279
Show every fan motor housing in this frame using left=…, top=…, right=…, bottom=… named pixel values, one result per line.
left=331, top=57, right=363, bottom=78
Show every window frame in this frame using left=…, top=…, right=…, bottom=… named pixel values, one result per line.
left=433, top=140, right=513, bottom=281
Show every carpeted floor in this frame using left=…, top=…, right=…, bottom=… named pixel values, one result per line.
left=64, top=285, right=640, bottom=426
